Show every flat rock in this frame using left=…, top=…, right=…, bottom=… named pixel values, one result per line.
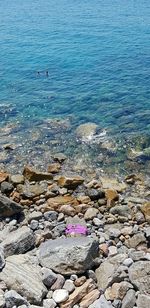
left=10, top=175, right=24, bottom=185
left=137, top=294, right=150, bottom=308
left=0, top=172, right=9, bottom=183
left=5, top=290, right=28, bottom=308
left=58, top=175, right=84, bottom=189
left=1, top=226, right=35, bottom=257
left=0, top=254, right=47, bottom=304
left=0, top=195, right=23, bottom=217
left=122, top=289, right=136, bottom=308
left=23, top=165, right=53, bottom=182
left=38, top=237, right=99, bottom=275
left=80, top=289, right=100, bottom=307
left=46, top=195, right=78, bottom=211
left=84, top=208, right=99, bottom=220
left=129, top=261, right=150, bottom=293
left=125, top=233, right=146, bottom=249
left=141, top=202, right=150, bottom=223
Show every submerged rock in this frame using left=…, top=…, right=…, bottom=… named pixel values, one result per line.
left=38, top=237, right=99, bottom=275
left=76, top=123, right=98, bottom=142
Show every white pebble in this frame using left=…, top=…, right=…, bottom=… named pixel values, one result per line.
left=52, top=289, right=69, bottom=303
left=123, top=258, right=133, bottom=267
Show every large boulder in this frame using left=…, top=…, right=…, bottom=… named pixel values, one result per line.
left=129, top=261, right=150, bottom=294
left=0, top=195, right=23, bottom=217
left=1, top=226, right=35, bottom=257
left=38, top=237, right=99, bottom=275
left=23, top=165, right=53, bottom=182
left=0, top=254, right=47, bottom=304
left=76, top=123, right=98, bottom=142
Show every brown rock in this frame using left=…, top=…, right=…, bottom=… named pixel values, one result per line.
left=105, top=282, right=133, bottom=300
left=0, top=172, right=9, bottom=183
left=84, top=207, right=99, bottom=220
left=59, top=204, right=76, bottom=216
left=99, top=243, right=109, bottom=257
left=101, top=177, right=127, bottom=192
left=141, top=202, right=150, bottom=223
left=58, top=175, right=84, bottom=189
left=45, top=196, right=78, bottom=211
left=77, top=196, right=91, bottom=204
left=60, top=279, right=96, bottom=308
left=125, top=233, right=146, bottom=249
left=105, top=189, right=119, bottom=207
left=23, top=165, right=53, bottom=182
left=80, top=289, right=100, bottom=308
left=74, top=276, right=87, bottom=287
left=47, top=163, right=61, bottom=174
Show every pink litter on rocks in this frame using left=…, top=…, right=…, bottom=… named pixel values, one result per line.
left=65, top=224, right=88, bottom=236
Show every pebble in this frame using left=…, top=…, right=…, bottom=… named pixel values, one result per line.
left=52, top=289, right=69, bottom=303
left=123, top=258, right=133, bottom=267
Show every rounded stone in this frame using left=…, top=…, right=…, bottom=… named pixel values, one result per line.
left=123, top=258, right=133, bottom=267
left=52, top=289, right=69, bottom=303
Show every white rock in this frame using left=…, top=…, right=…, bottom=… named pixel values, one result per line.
left=52, top=289, right=69, bottom=303
left=123, top=258, right=133, bottom=267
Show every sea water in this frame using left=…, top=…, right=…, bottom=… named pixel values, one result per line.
left=0, top=0, right=150, bottom=175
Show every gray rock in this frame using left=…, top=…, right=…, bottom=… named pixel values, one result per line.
left=43, top=299, right=56, bottom=308
left=44, top=211, right=58, bottom=221
left=110, top=205, right=131, bottom=217
left=5, top=290, right=28, bottom=308
left=125, top=233, right=146, bottom=249
left=0, top=290, right=5, bottom=308
left=38, top=237, right=99, bottom=275
left=89, top=295, right=113, bottom=308
left=1, top=226, right=35, bottom=257
left=0, top=247, right=5, bottom=270
left=51, top=274, right=65, bottom=290
left=41, top=268, right=57, bottom=287
left=0, top=254, right=47, bottom=304
left=137, top=294, right=150, bottom=308
left=0, top=195, right=23, bottom=217
left=122, top=289, right=136, bottom=308
left=129, top=261, right=150, bottom=293
left=95, top=254, right=127, bottom=289
left=10, top=175, right=24, bottom=185
left=63, top=279, right=75, bottom=293
left=87, top=189, right=105, bottom=201
left=30, top=220, right=39, bottom=231
left=27, top=211, right=43, bottom=223
left=1, top=182, right=14, bottom=195
left=128, top=249, right=146, bottom=261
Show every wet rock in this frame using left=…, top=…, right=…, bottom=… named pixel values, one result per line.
left=58, top=175, right=84, bottom=189
left=122, top=289, right=136, bottom=308
left=84, top=208, right=99, bottom=220
left=47, top=163, right=61, bottom=174
left=0, top=195, right=23, bottom=217
left=141, top=202, right=150, bottom=223
left=1, top=182, right=14, bottom=195
left=76, top=123, right=98, bottom=141
left=60, top=279, right=96, bottom=308
left=0, top=254, right=47, bottom=304
left=52, top=289, right=69, bottom=303
left=10, top=175, right=25, bottom=185
left=100, top=177, right=127, bottom=192
left=1, top=226, right=35, bottom=257
left=38, top=237, right=99, bottom=275
left=95, top=254, right=127, bottom=289
left=129, top=261, right=150, bottom=293
left=137, top=294, right=150, bottom=308
left=41, top=268, right=57, bottom=287
left=23, top=165, right=53, bottom=182
left=53, top=153, right=67, bottom=163
left=5, top=290, right=28, bottom=308
left=0, top=172, right=9, bottom=183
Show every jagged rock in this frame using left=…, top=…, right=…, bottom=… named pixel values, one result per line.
left=53, top=153, right=67, bottom=163
left=129, top=261, right=150, bottom=293
left=137, top=294, right=150, bottom=308
left=86, top=189, right=105, bottom=201
left=105, top=189, right=119, bottom=207
left=125, top=233, right=146, bottom=249
left=89, top=295, right=113, bottom=308
left=47, top=163, right=61, bottom=174
left=5, top=290, right=28, bottom=308
left=0, top=195, right=23, bottom=217
left=60, top=279, right=96, bottom=307
left=58, top=175, right=84, bottom=189
left=84, top=208, right=99, bottom=220
left=95, top=254, right=127, bottom=289
left=1, top=226, right=35, bottom=257
left=23, top=165, right=53, bottom=182
left=38, top=237, right=99, bottom=275
left=122, top=289, right=136, bottom=308
left=141, top=202, right=150, bottom=223
left=0, top=254, right=47, bottom=304
left=17, top=183, right=46, bottom=198
left=104, top=281, right=133, bottom=300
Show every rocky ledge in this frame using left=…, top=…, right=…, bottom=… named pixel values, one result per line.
left=0, top=163, right=149, bottom=308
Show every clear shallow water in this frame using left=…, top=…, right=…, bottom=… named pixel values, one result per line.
left=0, top=0, right=150, bottom=175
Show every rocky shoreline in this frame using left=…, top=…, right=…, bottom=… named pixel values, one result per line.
left=0, top=158, right=150, bottom=308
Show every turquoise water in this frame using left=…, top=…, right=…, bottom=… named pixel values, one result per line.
left=0, top=0, right=150, bottom=174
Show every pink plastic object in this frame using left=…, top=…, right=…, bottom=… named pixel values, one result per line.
left=65, top=224, right=87, bottom=236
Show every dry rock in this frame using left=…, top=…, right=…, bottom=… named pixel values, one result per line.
left=137, top=294, right=150, bottom=308
left=0, top=195, right=23, bottom=217
left=23, top=165, right=53, bottom=182
left=129, top=261, right=150, bottom=293
left=141, top=202, right=150, bottom=223
left=58, top=175, right=84, bottom=189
